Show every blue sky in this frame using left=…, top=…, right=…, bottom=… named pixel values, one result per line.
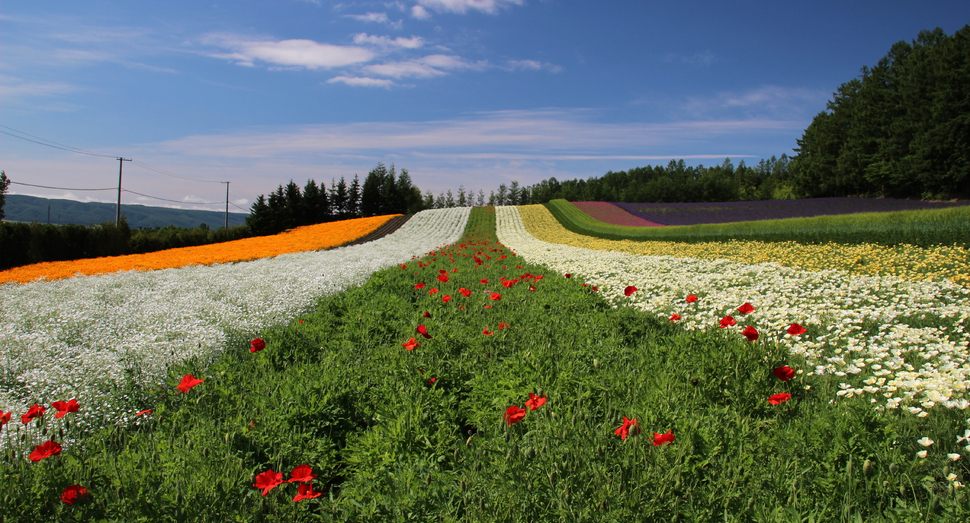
left=2, top=1, right=969, bottom=212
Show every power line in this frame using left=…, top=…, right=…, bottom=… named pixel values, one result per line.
left=0, top=125, right=117, bottom=158
left=122, top=189, right=224, bottom=205
left=129, top=160, right=225, bottom=184
left=10, top=180, right=116, bottom=191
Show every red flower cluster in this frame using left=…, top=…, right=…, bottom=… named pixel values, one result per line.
left=253, top=464, right=323, bottom=501
left=21, top=404, right=45, bottom=425
left=525, top=393, right=547, bottom=410
left=177, top=374, right=204, bottom=393
left=250, top=338, right=266, bottom=353
left=652, top=430, right=675, bottom=446
left=402, top=338, right=421, bottom=351
left=624, top=286, right=638, bottom=297
left=61, top=485, right=89, bottom=505
left=614, top=417, right=640, bottom=440
left=52, top=399, right=79, bottom=419
left=504, top=405, right=526, bottom=426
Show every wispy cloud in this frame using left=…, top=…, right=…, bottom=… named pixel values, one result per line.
left=664, top=51, right=717, bottom=67
left=344, top=12, right=403, bottom=29
left=683, top=85, right=830, bottom=119
left=362, top=54, right=486, bottom=78
left=202, top=34, right=375, bottom=69
left=353, top=33, right=425, bottom=49
left=414, top=0, right=525, bottom=15
left=326, top=75, right=396, bottom=88
left=507, top=59, right=563, bottom=73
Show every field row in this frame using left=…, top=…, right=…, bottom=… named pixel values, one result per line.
left=498, top=205, right=970, bottom=415
left=0, top=207, right=469, bottom=450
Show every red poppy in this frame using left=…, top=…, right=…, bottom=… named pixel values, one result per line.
left=582, top=283, right=588, bottom=288
left=669, top=313, right=681, bottom=321
left=525, top=393, right=547, bottom=411
left=502, top=279, right=519, bottom=289
left=737, top=302, right=755, bottom=314
left=438, top=269, right=448, bottom=274
left=51, top=399, right=79, bottom=419
left=437, top=274, right=450, bottom=283
left=61, top=485, right=89, bottom=505
left=177, top=374, right=204, bottom=393
left=768, top=393, right=792, bottom=405
left=250, top=338, right=266, bottom=353
left=786, top=323, right=807, bottom=336
left=686, top=294, right=698, bottom=303
left=624, top=286, right=638, bottom=296
left=652, top=430, right=675, bottom=446
left=489, top=292, right=502, bottom=301
left=483, top=328, right=494, bottom=336
left=452, top=268, right=458, bottom=273
left=483, top=305, right=493, bottom=309
left=293, top=483, right=323, bottom=502
left=480, top=279, right=489, bottom=284
left=614, top=417, right=639, bottom=440
left=135, top=409, right=152, bottom=416
left=416, top=325, right=432, bottom=339
left=428, top=377, right=437, bottom=385
left=0, top=411, right=11, bottom=426
left=458, top=305, right=466, bottom=310
left=428, top=288, right=439, bottom=295
left=414, top=282, right=426, bottom=289
left=592, top=286, right=598, bottom=291
left=402, top=338, right=421, bottom=351
left=529, top=286, right=537, bottom=292
left=741, top=326, right=759, bottom=341
left=288, top=464, right=317, bottom=483
left=504, top=405, right=526, bottom=426
left=423, top=311, right=431, bottom=318
left=773, top=366, right=796, bottom=381
left=719, top=316, right=737, bottom=328
left=442, top=295, right=452, bottom=303
left=21, top=404, right=46, bottom=424
left=459, top=288, right=472, bottom=298
left=497, top=322, right=510, bottom=330
left=564, top=273, right=572, bottom=278
left=253, top=469, right=284, bottom=496
left=29, top=440, right=62, bottom=462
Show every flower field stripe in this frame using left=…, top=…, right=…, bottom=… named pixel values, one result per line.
left=571, top=201, right=664, bottom=227
left=496, top=205, right=970, bottom=413
left=0, top=214, right=399, bottom=284
left=0, top=207, right=469, bottom=448
left=545, top=198, right=970, bottom=248
left=519, top=203, right=970, bottom=285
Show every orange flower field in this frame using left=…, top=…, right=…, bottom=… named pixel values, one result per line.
left=0, top=214, right=398, bottom=284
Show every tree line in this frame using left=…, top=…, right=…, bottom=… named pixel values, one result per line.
left=789, top=25, right=969, bottom=200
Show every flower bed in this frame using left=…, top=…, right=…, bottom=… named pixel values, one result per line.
left=0, top=208, right=470, bottom=447
left=571, top=201, right=664, bottom=226
left=497, top=205, right=970, bottom=414
left=613, top=197, right=970, bottom=226
left=0, top=214, right=399, bottom=284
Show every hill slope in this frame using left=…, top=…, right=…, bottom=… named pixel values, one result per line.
left=3, top=194, right=247, bottom=229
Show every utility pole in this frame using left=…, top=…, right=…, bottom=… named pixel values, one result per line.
left=116, top=157, right=131, bottom=225
left=222, top=181, right=229, bottom=229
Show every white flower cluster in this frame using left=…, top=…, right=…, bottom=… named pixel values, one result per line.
left=0, top=207, right=470, bottom=447
left=495, top=206, right=970, bottom=413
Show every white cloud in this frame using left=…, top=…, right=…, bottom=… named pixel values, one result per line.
left=683, top=85, right=830, bottom=119
left=203, top=34, right=375, bottom=69
left=415, top=0, right=524, bottom=15
left=411, top=5, right=432, bottom=19
left=0, top=75, right=76, bottom=99
left=352, top=33, right=425, bottom=48
left=344, top=12, right=404, bottom=29
left=326, top=75, right=395, bottom=88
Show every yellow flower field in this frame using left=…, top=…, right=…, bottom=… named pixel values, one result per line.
left=0, top=214, right=399, bottom=284
left=517, top=204, right=970, bottom=285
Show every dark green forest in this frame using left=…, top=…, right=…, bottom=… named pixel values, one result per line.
left=789, top=25, right=970, bottom=199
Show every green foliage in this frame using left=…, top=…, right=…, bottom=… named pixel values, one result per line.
left=544, top=199, right=970, bottom=248
left=4, top=207, right=968, bottom=521
left=0, top=171, right=10, bottom=221
left=791, top=25, right=970, bottom=199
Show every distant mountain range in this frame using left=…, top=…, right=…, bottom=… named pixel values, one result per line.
left=3, top=194, right=248, bottom=229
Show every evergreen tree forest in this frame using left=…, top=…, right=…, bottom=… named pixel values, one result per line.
left=789, top=25, right=970, bottom=199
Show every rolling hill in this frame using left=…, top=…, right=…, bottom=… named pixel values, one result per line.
left=3, top=194, right=248, bottom=229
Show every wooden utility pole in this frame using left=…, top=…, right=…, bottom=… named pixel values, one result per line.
left=116, top=157, right=131, bottom=225
left=222, top=181, right=230, bottom=229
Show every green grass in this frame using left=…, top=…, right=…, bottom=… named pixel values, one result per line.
left=2, top=207, right=968, bottom=522
left=545, top=199, right=970, bottom=247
